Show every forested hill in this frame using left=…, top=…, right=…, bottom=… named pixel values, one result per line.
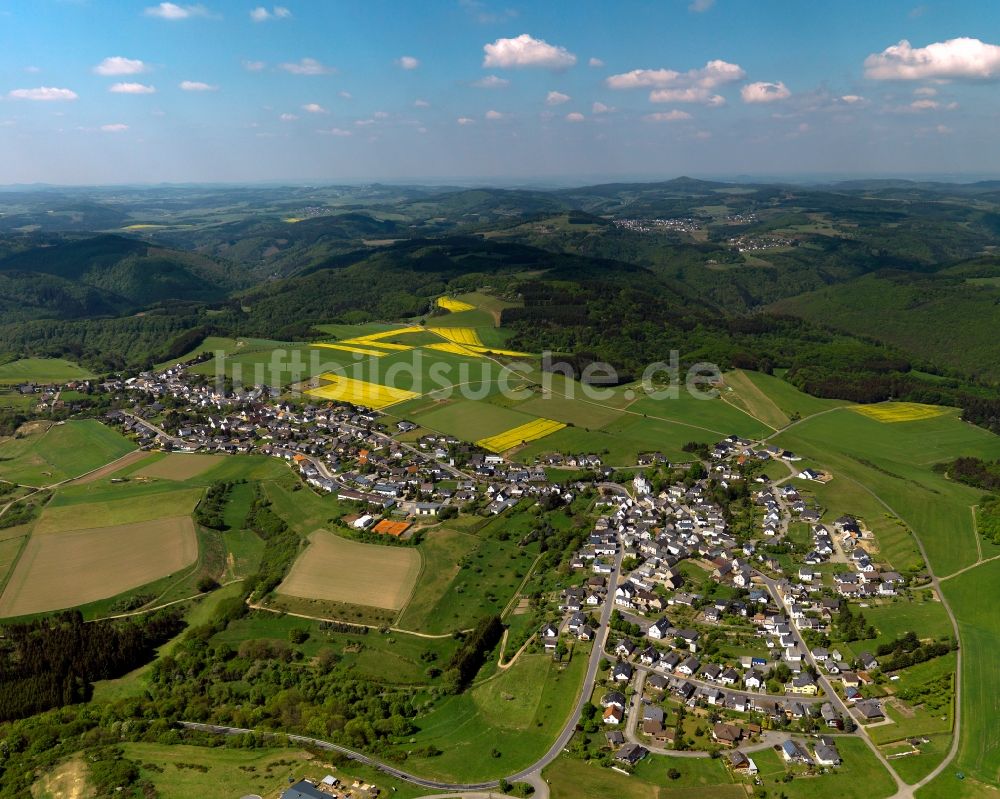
left=0, top=234, right=232, bottom=321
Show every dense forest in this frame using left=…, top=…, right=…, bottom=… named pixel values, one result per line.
left=0, top=610, right=185, bottom=721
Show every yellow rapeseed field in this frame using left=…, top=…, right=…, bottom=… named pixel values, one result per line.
left=428, top=327, right=484, bottom=347
left=436, top=296, right=476, bottom=312
left=425, top=341, right=481, bottom=357
left=476, top=417, right=566, bottom=452
left=306, top=374, right=419, bottom=409
left=851, top=402, right=947, bottom=423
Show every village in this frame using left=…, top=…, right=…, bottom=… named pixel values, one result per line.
left=9, top=362, right=947, bottom=792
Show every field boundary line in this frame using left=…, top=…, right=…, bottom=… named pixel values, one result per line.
left=248, top=600, right=468, bottom=638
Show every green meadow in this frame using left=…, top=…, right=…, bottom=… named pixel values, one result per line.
left=776, top=407, right=1000, bottom=577
left=0, top=419, right=135, bottom=486
left=0, top=357, right=95, bottom=384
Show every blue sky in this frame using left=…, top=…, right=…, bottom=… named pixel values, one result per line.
left=2, top=0, right=1000, bottom=184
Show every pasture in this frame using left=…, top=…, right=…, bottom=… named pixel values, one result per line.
left=132, top=453, right=225, bottom=481
left=0, top=420, right=135, bottom=487
left=546, top=752, right=740, bottom=799
left=0, top=516, right=197, bottom=617
left=0, top=357, right=94, bottom=384
left=397, top=529, right=536, bottom=634
left=33, top=487, right=202, bottom=534
left=277, top=529, right=421, bottom=611
left=399, top=648, right=588, bottom=781
left=410, top=398, right=537, bottom=441
left=939, top=559, right=1000, bottom=787
left=776, top=407, right=1000, bottom=576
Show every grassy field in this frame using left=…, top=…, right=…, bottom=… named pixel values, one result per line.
left=35, top=487, right=202, bottom=534
left=752, top=737, right=897, bottom=799
left=733, top=369, right=850, bottom=421
left=410, top=398, right=538, bottom=440
left=0, top=516, right=197, bottom=617
left=545, top=754, right=741, bottom=799
left=936, top=559, right=1000, bottom=788
left=0, top=420, right=135, bottom=486
left=886, top=734, right=951, bottom=785
left=397, top=530, right=536, bottom=633
left=133, top=453, right=225, bottom=481
left=277, top=529, right=421, bottom=611
left=398, top=647, right=589, bottom=781
left=395, top=527, right=480, bottom=632
left=122, top=742, right=424, bottom=799
left=855, top=597, right=955, bottom=651
left=0, top=357, right=95, bottom=384
left=776, top=407, right=1000, bottom=576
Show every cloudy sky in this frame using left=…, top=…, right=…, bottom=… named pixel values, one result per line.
left=2, top=0, right=1000, bottom=184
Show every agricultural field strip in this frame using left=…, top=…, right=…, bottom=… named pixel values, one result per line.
left=305, top=373, right=420, bottom=409
left=427, top=327, right=485, bottom=347
left=477, top=418, right=566, bottom=453
left=277, top=529, right=421, bottom=611
left=437, top=296, right=476, bottom=312
left=852, top=403, right=948, bottom=423
left=311, top=342, right=394, bottom=357
left=0, top=516, right=198, bottom=617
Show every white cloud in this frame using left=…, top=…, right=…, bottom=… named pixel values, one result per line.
left=8, top=86, right=77, bottom=101
left=373, top=111, right=389, bottom=119
left=695, top=130, right=712, bottom=139
left=24, top=66, right=41, bottom=73
left=650, top=87, right=725, bottom=105
left=179, top=80, right=217, bottom=91
left=471, top=74, right=510, bottom=88
left=591, top=101, right=614, bottom=114
left=485, top=109, right=504, bottom=119
left=588, top=57, right=604, bottom=68
left=413, top=98, right=430, bottom=108
left=839, top=94, right=866, bottom=104
left=914, top=86, right=938, bottom=96
left=689, top=0, right=715, bottom=11
left=546, top=90, right=570, bottom=105
left=865, top=37, right=1000, bottom=80
left=110, top=82, right=156, bottom=94
left=482, top=33, right=576, bottom=69
left=320, top=127, right=352, bottom=136
left=457, top=116, right=475, bottom=125
left=354, top=118, right=375, bottom=127
left=740, top=81, right=791, bottom=103
left=645, top=110, right=692, bottom=121
left=243, top=60, right=267, bottom=72
left=280, top=113, right=298, bottom=121
left=100, top=123, right=129, bottom=133
left=934, top=124, right=952, bottom=134
left=94, top=56, right=148, bottom=76
left=144, top=3, right=209, bottom=20
left=565, top=111, right=585, bottom=121
left=250, top=6, right=291, bottom=22
left=279, top=58, right=334, bottom=75
left=910, top=98, right=939, bottom=110
left=302, top=102, right=326, bottom=113
left=339, top=90, right=353, bottom=99
left=397, top=55, right=420, bottom=70
left=607, top=59, right=743, bottom=106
